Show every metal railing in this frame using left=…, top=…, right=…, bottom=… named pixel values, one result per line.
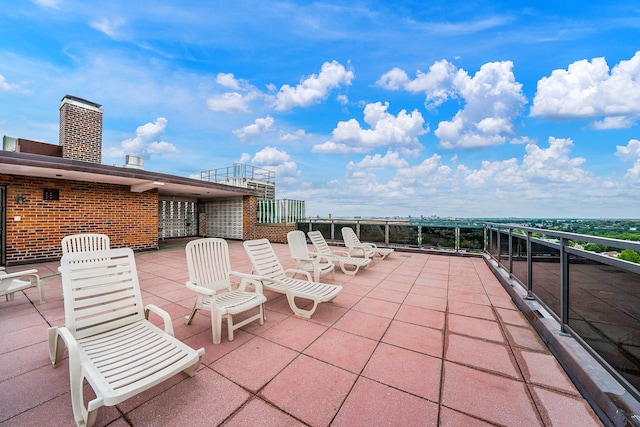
left=485, top=222, right=640, bottom=402
left=297, top=218, right=640, bottom=402
left=258, top=199, right=305, bottom=223
left=296, top=219, right=485, bottom=252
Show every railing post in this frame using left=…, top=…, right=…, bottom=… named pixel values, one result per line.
left=497, top=228, right=501, bottom=266
left=560, top=237, right=570, bottom=334
left=508, top=228, right=513, bottom=275
left=455, top=226, right=460, bottom=252
left=385, top=221, right=389, bottom=245
left=330, top=220, right=335, bottom=241
left=525, top=231, right=534, bottom=299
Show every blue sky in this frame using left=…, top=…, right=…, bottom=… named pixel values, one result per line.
left=1, top=1, right=640, bottom=218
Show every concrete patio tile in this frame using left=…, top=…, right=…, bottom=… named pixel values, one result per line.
left=394, top=304, right=445, bottom=330
left=351, top=296, right=400, bottom=318
left=362, top=342, right=442, bottom=402
left=447, top=313, right=504, bottom=343
left=304, top=328, right=378, bottom=374
left=0, top=341, right=50, bottom=382
left=366, top=286, right=407, bottom=304
left=329, top=291, right=362, bottom=310
left=377, top=276, right=414, bottom=292
left=0, top=364, right=69, bottom=422
left=495, top=306, right=532, bottom=327
left=531, top=386, right=602, bottom=426
left=447, top=300, right=496, bottom=321
left=339, top=282, right=376, bottom=297
left=414, top=276, right=449, bottom=288
left=332, top=376, right=438, bottom=427
left=1, top=391, right=122, bottom=427
left=442, top=361, right=542, bottom=426
left=409, top=283, right=448, bottom=299
left=515, top=349, right=579, bottom=394
left=0, top=323, right=47, bottom=354
left=439, top=406, right=496, bottom=426
left=183, top=327, right=254, bottom=366
left=404, top=293, right=447, bottom=311
left=260, top=316, right=327, bottom=352
left=260, top=354, right=356, bottom=427
left=333, top=310, right=392, bottom=340
left=445, top=333, right=521, bottom=379
left=503, top=324, right=548, bottom=352
left=214, top=336, right=298, bottom=392
left=448, top=289, right=491, bottom=306
left=382, top=320, right=443, bottom=358
left=224, top=397, right=302, bottom=427
left=126, top=368, right=250, bottom=426
left=488, top=293, right=518, bottom=309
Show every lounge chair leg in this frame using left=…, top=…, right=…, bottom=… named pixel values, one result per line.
left=286, top=294, right=319, bottom=319
left=48, top=327, right=65, bottom=367
left=184, top=303, right=198, bottom=325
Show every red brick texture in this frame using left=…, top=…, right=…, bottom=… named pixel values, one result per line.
left=1, top=174, right=158, bottom=265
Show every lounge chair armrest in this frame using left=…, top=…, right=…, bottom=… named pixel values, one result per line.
left=308, top=251, right=332, bottom=262
left=185, top=281, right=216, bottom=296
left=230, top=271, right=264, bottom=293
left=144, top=304, right=175, bottom=336
left=284, top=268, right=312, bottom=281
left=0, top=269, right=39, bottom=281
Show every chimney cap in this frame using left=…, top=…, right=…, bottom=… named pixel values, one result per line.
left=61, top=94, right=102, bottom=109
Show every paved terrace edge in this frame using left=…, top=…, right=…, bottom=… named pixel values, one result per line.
left=484, top=255, right=640, bottom=427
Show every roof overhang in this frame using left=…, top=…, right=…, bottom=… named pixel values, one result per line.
left=0, top=151, right=259, bottom=200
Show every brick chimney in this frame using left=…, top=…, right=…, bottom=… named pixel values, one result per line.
left=59, top=95, right=103, bottom=163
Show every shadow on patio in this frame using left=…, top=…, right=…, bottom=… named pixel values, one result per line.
left=0, top=240, right=602, bottom=426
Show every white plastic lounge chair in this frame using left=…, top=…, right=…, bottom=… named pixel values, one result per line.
left=184, top=238, right=266, bottom=344
left=287, top=230, right=335, bottom=282
left=61, top=233, right=111, bottom=255
left=307, top=230, right=371, bottom=275
left=49, top=248, right=205, bottom=427
left=341, top=227, right=394, bottom=260
left=243, top=239, right=342, bottom=319
left=0, top=268, right=43, bottom=304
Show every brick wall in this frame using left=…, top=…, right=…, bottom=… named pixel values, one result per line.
left=59, top=96, right=103, bottom=164
left=242, top=195, right=295, bottom=243
left=1, top=174, right=158, bottom=265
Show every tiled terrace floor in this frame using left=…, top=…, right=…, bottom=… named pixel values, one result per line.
left=0, top=240, right=603, bottom=426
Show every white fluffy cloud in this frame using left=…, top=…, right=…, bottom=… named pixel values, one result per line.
left=232, top=116, right=275, bottom=141
left=379, top=60, right=526, bottom=149
left=352, top=151, right=409, bottom=169
left=273, top=60, right=354, bottom=111
left=435, top=61, right=526, bottom=149
left=106, top=117, right=178, bottom=159
left=616, top=139, right=640, bottom=180
left=531, top=51, right=640, bottom=126
left=249, top=146, right=300, bottom=183
left=377, top=60, right=458, bottom=109
left=312, top=102, right=427, bottom=154
left=206, top=73, right=260, bottom=113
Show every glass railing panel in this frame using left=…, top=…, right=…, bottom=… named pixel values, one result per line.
left=459, top=227, right=484, bottom=251
left=499, top=231, right=510, bottom=258
left=488, top=229, right=498, bottom=256
left=511, top=234, right=528, bottom=286
left=567, top=254, right=640, bottom=392
left=389, top=224, right=419, bottom=247
left=360, top=223, right=385, bottom=243
left=531, top=243, right=561, bottom=317
left=422, top=227, right=455, bottom=249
